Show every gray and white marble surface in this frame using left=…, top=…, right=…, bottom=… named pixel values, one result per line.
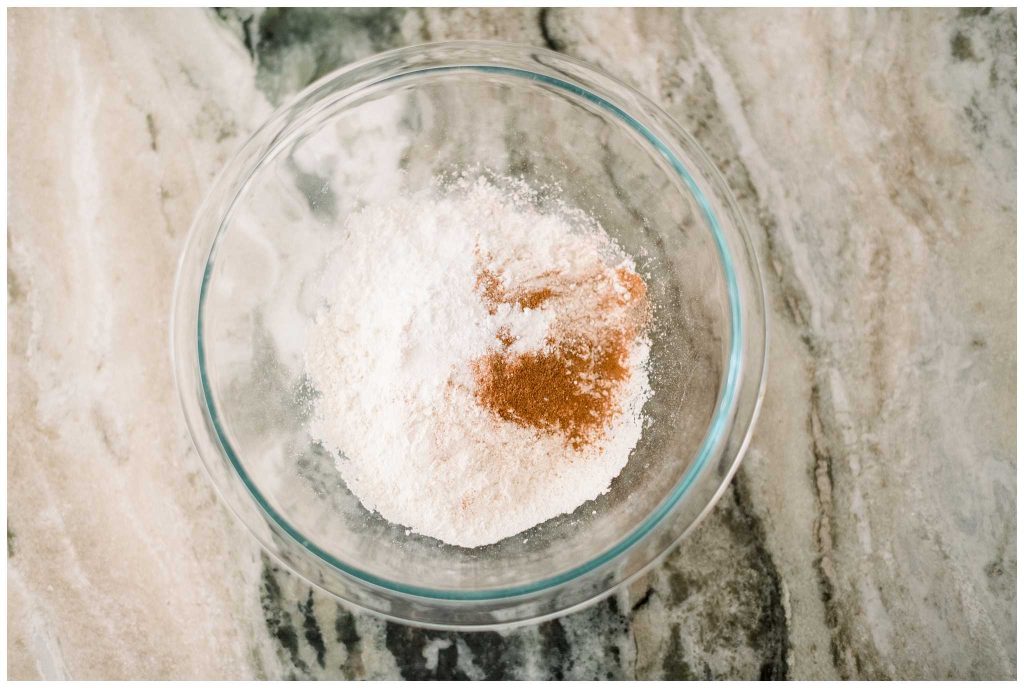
left=7, top=8, right=1016, bottom=680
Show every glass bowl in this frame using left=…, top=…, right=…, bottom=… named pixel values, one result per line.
left=171, top=41, right=767, bottom=629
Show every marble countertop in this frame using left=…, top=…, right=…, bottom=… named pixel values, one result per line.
left=7, top=8, right=1016, bottom=680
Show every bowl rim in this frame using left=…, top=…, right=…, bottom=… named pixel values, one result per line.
left=175, top=40, right=767, bottom=607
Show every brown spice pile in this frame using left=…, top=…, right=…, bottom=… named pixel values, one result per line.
left=472, top=263, right=650, bottom=449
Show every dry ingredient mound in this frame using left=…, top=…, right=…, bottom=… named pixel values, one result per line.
left=304, top=175, right=652, bottom=547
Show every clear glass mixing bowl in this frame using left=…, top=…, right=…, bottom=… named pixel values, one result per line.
left=171, top=41, right=767, bottom=629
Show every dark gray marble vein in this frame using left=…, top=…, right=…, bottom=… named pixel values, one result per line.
left=255, top=480, right=788, bottom=680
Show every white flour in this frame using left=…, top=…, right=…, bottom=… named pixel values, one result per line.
left=304, top=176, right=652, bottom=547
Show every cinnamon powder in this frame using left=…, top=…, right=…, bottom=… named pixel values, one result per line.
left=473, top=264, right=650, bottom=449
left=475, top=268, right=555, bottom=314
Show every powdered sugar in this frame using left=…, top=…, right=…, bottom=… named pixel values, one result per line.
left=304, top=176, right=652, bottom=547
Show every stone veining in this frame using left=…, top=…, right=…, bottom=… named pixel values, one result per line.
left=7, top=7, right=1015, bottom=680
